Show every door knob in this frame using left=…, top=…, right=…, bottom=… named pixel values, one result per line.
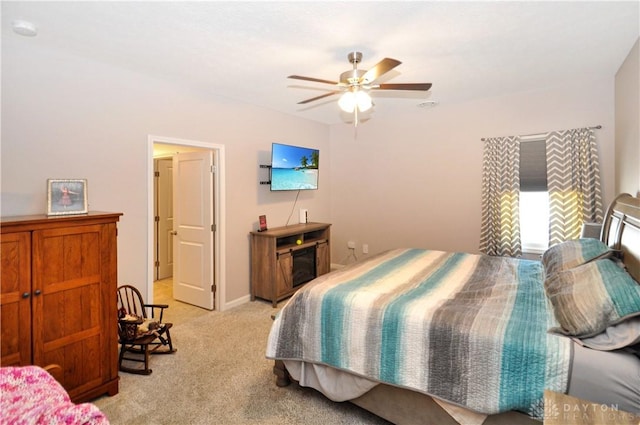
left=22, top=292, right=30, bottom=299
left=34, top=289, right=42, bottom=296
left=171, top=231, right=178, bottom=236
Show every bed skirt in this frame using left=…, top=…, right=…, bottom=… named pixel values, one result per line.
left=274, top=360, right=540, bottom=425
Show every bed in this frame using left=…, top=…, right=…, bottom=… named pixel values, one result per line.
left=266, top=193, right=640, bottom=425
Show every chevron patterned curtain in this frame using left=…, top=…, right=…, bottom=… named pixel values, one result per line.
left=546, top=128, right=603, bottom=246
left=479, top=136, right=521, bottom=257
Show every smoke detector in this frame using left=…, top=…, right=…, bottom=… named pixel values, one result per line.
left=417, top=100, right=439, bottom=108
left=12, top=20, right=38, bottom=37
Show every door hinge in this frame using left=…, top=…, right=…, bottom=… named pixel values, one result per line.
left=211, top=165, right=216, bottom=173
left=211, top=284, right=216, bottom=293
left=154, top=171, right=160, bottom=177
left=211, top=224, right=216, bottom=232
left=155, top=215, right=160, bottom=222
left=155, top=260, right=160, bottom=267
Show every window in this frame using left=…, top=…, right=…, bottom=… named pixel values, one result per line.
left=480, top=128, right=602, bottom=257
left=519, top=139, right=549, bottom=253
left=519, top=191, right=549, bottom=253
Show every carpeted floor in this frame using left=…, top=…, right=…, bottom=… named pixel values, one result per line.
left=93, top=280, right=390, bottom=424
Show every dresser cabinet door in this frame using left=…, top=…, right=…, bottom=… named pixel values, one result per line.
left=275, top=251, right=293, bottom=297
left=31, top=224, right=106, bottom=400
left=316, top=240, right=330, bottom=276
left=0, top=232, right=32, bottom=366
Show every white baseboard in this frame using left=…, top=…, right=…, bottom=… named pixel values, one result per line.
left=226, top=264, right=345, bottom=311
left=221, top=294, right=251, bottom=311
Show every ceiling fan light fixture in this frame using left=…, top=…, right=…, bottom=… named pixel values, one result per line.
left=355, top=91, right=372, bottom=112
left=289, top=51, right=432, bottom=126
left=339, top=90, right=372, bottom=113
left=338, top=91, right=355, bottom=113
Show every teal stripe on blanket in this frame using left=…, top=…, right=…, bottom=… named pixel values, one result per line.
left=379, top=252, right=466, bottom=383
left=320, top=249, right=426, bottom=366
left=499, top=260, right=546, bottom=412
left=597, top=259, right=640, bottom=318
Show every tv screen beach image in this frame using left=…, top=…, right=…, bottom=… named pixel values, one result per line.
left=271, top=144, right=319, bottom=191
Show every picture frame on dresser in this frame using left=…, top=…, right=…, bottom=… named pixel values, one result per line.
left=47, top=179, right=88, bottom=216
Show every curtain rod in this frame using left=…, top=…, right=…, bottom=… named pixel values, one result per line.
left=481, top=125, right=602, bottom=142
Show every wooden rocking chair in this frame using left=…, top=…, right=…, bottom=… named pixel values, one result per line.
left=116, top=284, right=176, bottom=375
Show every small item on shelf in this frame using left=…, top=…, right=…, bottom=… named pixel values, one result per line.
left=259, top=215, right=268, bottom=232
left=299, top=208, right=308, bottom=224
left=46, top=179, right=88, bottom=216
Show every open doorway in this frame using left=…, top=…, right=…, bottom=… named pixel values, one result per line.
left=148, top=136, right=226, bottom=311
left=154, top=156, right=173, bottom=281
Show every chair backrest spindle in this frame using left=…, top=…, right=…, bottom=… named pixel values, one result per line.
left=117, top=285, right=147, bottom=319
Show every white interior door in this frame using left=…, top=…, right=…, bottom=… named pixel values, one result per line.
left=172, top=150, right=215, bottom=310
left=157, top=158, right=174, bottom=280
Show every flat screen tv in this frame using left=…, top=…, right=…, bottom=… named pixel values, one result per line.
left=270, top=143, right=319, bottom=191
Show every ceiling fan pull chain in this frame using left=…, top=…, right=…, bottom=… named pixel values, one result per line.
left=354, top=105, right=359, bottom=127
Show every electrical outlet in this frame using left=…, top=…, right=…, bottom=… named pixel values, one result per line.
left=347, top=241, right=356, bottom=249
left=363, top=244, right=369, bottom=254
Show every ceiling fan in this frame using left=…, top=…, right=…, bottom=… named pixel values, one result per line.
left=288, top=52, right=432, bottom=126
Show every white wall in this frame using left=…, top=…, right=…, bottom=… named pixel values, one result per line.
left=329, top=78, right=616, bottom=263
left=2, top=38, right=621, bottom=305
left=615, top=38, right=640, bottom=196
left=1, top=41, right=330, bottom=308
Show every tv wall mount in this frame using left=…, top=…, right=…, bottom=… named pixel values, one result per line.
left=260, top=164, right=271, bottom=185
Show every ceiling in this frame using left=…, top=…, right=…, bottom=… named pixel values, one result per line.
left=2, top=1, right=639, bottom=125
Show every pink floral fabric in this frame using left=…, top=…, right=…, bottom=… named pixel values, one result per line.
left=0, top=366, right=109, bottom=425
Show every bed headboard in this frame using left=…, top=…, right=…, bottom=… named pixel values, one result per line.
left=601, top=193, right=640, bottom=282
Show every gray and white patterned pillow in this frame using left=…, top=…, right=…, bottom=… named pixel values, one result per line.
left=542, top=238, right=612, bottom=277
left=545, top=258, right=640, bottom=338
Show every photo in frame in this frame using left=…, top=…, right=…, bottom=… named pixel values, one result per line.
left=47, top=179, right=88, bottom=216
left=258, top=215, right=268, bottom=232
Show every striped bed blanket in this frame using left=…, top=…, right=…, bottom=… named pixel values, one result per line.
left=266, top=248, right=572, bottom=416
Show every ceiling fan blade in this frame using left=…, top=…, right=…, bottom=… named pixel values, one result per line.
left=297, top=91, right=340, bottom=104
left=360, top=58, right=401, bottom=84
left=375, top=83, right=432, bottom=91
left=288, top=75, right=338, bottom=85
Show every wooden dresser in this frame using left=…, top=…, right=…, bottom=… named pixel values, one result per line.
left=1, top=212, right=122, bottom=402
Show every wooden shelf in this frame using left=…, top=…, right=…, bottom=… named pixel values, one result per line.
left=250, top=222, right=331, bottom=307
